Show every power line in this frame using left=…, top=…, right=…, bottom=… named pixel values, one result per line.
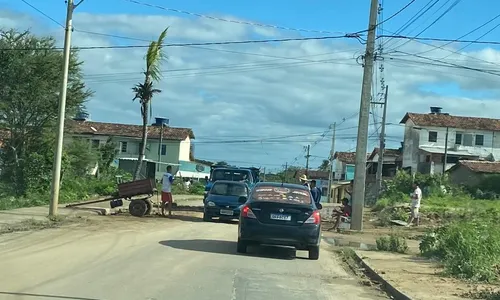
left=20, top=0, right=65, bottom=28
left=408, top=13, right=500, bottom=57
left=122, top=0, right=348, bottom=35
left=0, top=34, right=362, bottom=51
left=382, top=0, right=440, bottom=49
left=388, top=0, right=462, bottom=52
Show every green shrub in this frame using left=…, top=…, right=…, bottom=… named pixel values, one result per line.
left=419, top=218, right=500, bottom=282
left=376, top=234, right=409, bottom=254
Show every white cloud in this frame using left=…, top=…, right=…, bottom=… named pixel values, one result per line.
left=3, top=9, right=500, bottom=171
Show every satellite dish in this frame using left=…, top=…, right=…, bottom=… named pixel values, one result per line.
left=195, top=164, right=205, bottom=172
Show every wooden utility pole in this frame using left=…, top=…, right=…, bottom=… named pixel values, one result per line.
left=350, top=0, right=379, bottom=231
left=326, top=123, right=336, bottom=203
left=374, top=85, right=389, bottom=196
left=305, top=145, right=311, bottom=176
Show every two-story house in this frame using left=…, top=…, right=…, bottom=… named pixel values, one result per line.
left=65, top=115, right=204, bottom=180
left=400, top=107, right=500, bottom=174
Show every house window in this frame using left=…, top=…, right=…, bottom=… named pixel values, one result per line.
left=463, top=134, right=473, bottom=146
left=475, top=135, right=484, bottom=146
left=120, top=142, right=128, bottom=153
left=425, top=155, right=431, bottom=162
left=428, top=131, right=437, bottom=142
left=161, top=144, right=167, bottom=155
left=91, top=139, right=100, bottom=149
left=455, top=133, right=462, bottom=145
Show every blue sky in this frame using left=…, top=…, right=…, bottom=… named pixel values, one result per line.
left=4, top=0, right=500, bottom=171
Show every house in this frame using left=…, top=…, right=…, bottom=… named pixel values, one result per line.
left=400, top=107, right=500, bottom=175
left=65, top=115, right=200, bottom=180
left=447, top=160, right=500, bottom=187
left=333, top=151, right=371, bottom=180
left=366, top=147, right=403, bottom=177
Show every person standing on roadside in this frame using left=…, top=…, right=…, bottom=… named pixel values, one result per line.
left=310, top=180, right=322, bottom=204
left=161, top=165, right=174, bottom=216
left=406, top=182, right=422, bottom=227
left=299, top=174, right=310, bottom=190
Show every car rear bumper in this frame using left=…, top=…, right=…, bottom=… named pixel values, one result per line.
left=239, top=218, right=321, bottom=250
left=205, top=207, right=240, bottom=219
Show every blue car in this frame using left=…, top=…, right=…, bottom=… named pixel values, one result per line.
left=203, top=180, right=249, bottom=222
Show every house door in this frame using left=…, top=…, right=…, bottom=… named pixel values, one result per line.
left=146, top=162, right=156, bottom=179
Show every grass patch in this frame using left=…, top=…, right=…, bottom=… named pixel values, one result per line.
left=376, top=234, right=409, bottom=254
left=0, top=215, right=92, bottom=235
left=419, top=215, right=500, bottom=282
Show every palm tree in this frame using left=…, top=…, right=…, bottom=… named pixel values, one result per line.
left=318, top=159, right=330, bottom=171
left=132, top=28, right=168, bottom=180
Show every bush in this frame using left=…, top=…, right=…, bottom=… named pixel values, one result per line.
left=419, top=217, right=500, bottom=282
left=376, top=234, right=409, bottom=254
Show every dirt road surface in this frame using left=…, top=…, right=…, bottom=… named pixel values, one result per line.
left=0, top=214, right=388, bottom=300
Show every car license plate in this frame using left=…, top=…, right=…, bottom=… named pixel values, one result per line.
left=220, top=209, right=234, bottom=216
left=270, top=213, right=291, bottom=221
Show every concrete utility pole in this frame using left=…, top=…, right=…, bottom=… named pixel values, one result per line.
left=351, top=0, right=379, bottom=231
left=374, top=85, right=389, bottom=196
left=305, top=145, right=311, bottom=176
left=49, top=0, right=84, bottom=216
left=326, top=123, right=336, bottom=203
left=157, top=123, right=164, bottom=172
left=284, top=162, right=288, bottom=182
left=443, top=126, right=449, bottom=175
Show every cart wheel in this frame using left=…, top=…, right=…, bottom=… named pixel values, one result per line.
left=129, top=199, right=148, bottom=217
left=144, top=199, right=153, bottom=215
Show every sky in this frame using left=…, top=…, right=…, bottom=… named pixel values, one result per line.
left=2, top=0, right=500, bottom=172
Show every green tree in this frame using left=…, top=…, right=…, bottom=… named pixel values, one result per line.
left=0, top=29, right=92, bottom=195
left=132, top=28, right=168, bottom=180
left=318, top=159, right=330, bottom=171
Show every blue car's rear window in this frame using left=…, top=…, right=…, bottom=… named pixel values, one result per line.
left=251, top=186, right=311, bottom=204
left=210, top=182, right=247, bottom=196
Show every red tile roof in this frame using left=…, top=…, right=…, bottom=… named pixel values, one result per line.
left=368, top=147, right=402, bottom=160
left=333, top=151, right=371, bottom=164
left=453, top=160, right=500, bottom=174
left=65, top=120, right=195, bottom=140
left=400, top=112, right=500, bottom=131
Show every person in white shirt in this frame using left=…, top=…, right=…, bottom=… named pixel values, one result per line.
left=299, top=175, right=311, bottom=190
left=407, top=182, right=422, bottom=226
left=161, top=165, right=174, bottom=216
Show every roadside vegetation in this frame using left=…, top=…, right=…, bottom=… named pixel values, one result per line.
left=371, top=169, right=500, bottom=289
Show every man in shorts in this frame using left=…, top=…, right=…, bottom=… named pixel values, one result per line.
left=161, top=165, right=174, bottom=216
left=407, top=182, right=422, bottom=227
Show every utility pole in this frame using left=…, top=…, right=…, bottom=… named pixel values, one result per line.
left=263, top=167, right=266, bottom=181
left=305, top=145, right=311, bottom=176
left=49, top=0, right=84, bottom=216
left=157, top=123, right=164, bottom=172
left=351, top=0, right=379, bottom=231
left=374, top=85, right=389, bottom=196
left=326, top=123, right=336, bottom=203
left=443, top=126, right=449, bottom=175
left=283, top=162, right=288, bottom=182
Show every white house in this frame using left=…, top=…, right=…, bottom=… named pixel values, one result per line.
left=400, top=107, right=500, bottom=175
left=65, top=116, right=209, bottom=180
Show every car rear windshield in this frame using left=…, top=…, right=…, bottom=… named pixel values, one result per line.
left=210, top=182, right=247, bottom=196
left=211, top=170, right=251, bottom=182
left=251, top=186, right=312, bottom=204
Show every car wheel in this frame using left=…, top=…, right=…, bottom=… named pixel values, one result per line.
left=236, top=238, right=247, bottom=254
left=203, top=213, right=212, bottom=222
left=308, top=246, right=320, bottom=260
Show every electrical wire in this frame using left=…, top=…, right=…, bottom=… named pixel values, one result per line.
left=388, top=0, right=462, bottom=52
left=122, top=0, right=348, bottom=35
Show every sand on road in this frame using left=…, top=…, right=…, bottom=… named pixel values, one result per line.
left=0, top=214, right=388, bottom=300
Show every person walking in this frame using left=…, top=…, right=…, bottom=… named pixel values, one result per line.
left=161, top=165, right=175, bottom=217
left=406, top=182, right=422, bottom=227
left=310, top=180, right=322, bottom=205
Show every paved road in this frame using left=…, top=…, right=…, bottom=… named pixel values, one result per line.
left=0, top=214, right=388, bottom=300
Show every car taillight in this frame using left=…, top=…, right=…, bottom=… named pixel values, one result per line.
left=304, top=211, right=320, bottom=224
left=241, top=205, right=256, bottom=219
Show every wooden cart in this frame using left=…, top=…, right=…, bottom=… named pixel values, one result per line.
left=66, top=178, right=158, bottom=218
